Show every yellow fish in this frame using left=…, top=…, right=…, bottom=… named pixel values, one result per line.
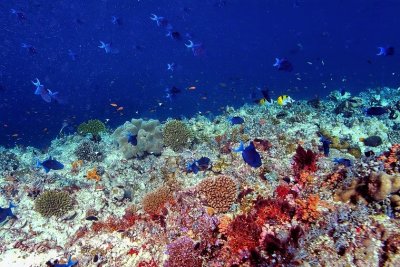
left=277, top=95, right=294, bottom=106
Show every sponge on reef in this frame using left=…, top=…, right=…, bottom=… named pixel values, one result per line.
left=113, top=119, right=163, bottom=159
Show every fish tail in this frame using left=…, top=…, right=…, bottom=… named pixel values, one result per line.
left=9, top=202, right=17, bottom=209
left=35, top=159, right=41, bottom=168
left=233, top=141, right=245, bottom=152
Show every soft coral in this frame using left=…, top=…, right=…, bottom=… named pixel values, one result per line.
left=293, top=145, right=318, bottom=173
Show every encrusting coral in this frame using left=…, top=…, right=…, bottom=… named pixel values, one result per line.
left=163, top=120, right=191, bottom=152
left=34, top=190, right=74, bottom=218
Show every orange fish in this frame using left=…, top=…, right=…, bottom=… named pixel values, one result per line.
left=117, top=106, right=124, bottom=111
left=110, top=103, right=118, bottom=107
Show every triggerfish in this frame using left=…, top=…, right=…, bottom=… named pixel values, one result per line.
left=320, top=135, right=332, bottom=157
left=0, top=202, right=17, bottom=225
left=277, top=95, right=294, bottom=106
left=234, top=141, right=262, bottom=168
left=333, top=158, right=352, bottom=167
left=186, top=156, right=211, bottom=174
left=127, top=133, right=138, bottom=146
left=230, top=116, right=244, bottom=125
left=53, top=255, right=78, bottom=267
left=36, top=157, right=64, bottom=173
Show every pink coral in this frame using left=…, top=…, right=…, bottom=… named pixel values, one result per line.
left=164, top=236, right=203, bottom=267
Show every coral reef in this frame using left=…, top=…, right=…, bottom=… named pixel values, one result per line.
left=34, top=190, right=74, bottom=218
left=163, top=120, right=191, bottom=151
left=2, top=87, right=400, bottom=266
left=112, top=118, right=163, bottom=158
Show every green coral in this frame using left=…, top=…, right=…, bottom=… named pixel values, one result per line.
left=163, top=120, right=191, bottom=151
left=34, top=190, right=74, bottom=217
left=77, top=119, right=106, bottom=136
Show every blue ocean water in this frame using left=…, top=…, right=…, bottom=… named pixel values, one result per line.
left=1, top=0, right=399, bottom=148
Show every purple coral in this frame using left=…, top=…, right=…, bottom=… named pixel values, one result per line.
left=164, top=236, right=203, bottom=267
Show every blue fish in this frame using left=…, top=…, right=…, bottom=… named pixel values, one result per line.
left=365, top=106, right=388, bottom=116
left=320, top=136, right=332, bottom=157
left=230, top=116, right=244, bottom=125
left=273, top=58, right=293, bottom=72
left=127, top=133, right=137, bottom=146
left=165, top=86, right=181, bottom=101
left=54, top=255, right=78, bottom=267
left=0, top=202, right=17, bottom=225
left=234, top=141, right=262, bottom=168
left=333, top=158, right=352, bottom=167
left=377, top=46, right=394, bottom=56
left=36, top=157, right=64, bottom=173
left=186, top=156, right=211, bottom=174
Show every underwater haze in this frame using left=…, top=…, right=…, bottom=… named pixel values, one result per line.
left=1, top=0, right=400, bottom=147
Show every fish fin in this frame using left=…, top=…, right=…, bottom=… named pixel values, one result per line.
left=233, top=141, right=244, bottom=152
left=9, top=202, right=17, bottom=209
left=43, top=166, right=50, bottom=173
left=35, top=159, right=42, bottom=168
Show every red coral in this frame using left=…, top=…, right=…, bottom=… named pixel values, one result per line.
left=91, top=209, right=137, bottom=233
left=275, top=184, right=291, bottom=199
left=293, top=145, right=318, bottom=172
left=253, top=197, right=291, bottom=226
left=226, top=214, right=261, bottom=253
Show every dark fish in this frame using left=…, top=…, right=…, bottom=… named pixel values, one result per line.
left=171, top=31, right=181, bottom=40
left=320, top=136, right=332, bottom=157
left=365, top=106, right=388, bottom=116
left=364, top=150, right=375, bottom=157
left=0, top=202, right=16, bottom=225
left=127, top=133, right=137, bottom=146
left=186, top=156, right=211, bottom=174
left=377, top=46, right=395, bottom=56
left=230, top=116, right=244, bottom=125
left=86, top=215, right=99, bottom=221
left=36, top=157, right=64, bottom=173
left=196, top=157, right=211, bottom=170
left=234, top=141, right=262, bottom=168
left=340, top=88, right=346, bottom=96
left=333, top=158, right=352, bottom=167
left=261, top=88, right=272, bottom=103
left=165, top=86, right=181, bottom=100
left=273, top=58, right=293, bottom=72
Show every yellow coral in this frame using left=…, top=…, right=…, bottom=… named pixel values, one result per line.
left=86, top=167, right=101, bottom=182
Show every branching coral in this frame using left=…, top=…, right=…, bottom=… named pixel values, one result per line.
left=197, top=175, right=238, bottom=213
left=163, top=120, right=191, bottom=152
left=34, top=190, right=74, bottom=218
left=74, top=140, right=104, bottom=162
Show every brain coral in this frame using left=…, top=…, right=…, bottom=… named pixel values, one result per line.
left=197, top=175, right=238, bottom=213
left=34, top=190, right=74, bottom=217
left=112, top=119, right=163, bottom=159
left=163, top=120, right=191, bottom=152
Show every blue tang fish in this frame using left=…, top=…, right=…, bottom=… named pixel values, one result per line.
left=36, top=157, right=64, bottom=173
left=234, top=141, right=262, bottom=168
left=54, top=255, right=78, bottom=267
left=230, top=116, right=244, bottom=125
left=0, top=202, right=17, bottom=225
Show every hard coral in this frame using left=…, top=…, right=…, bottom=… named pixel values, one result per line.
left=34, top=190, right=74, bottom=218
left=163, top=120, right=191, bottom=152
left=295, top=194, right=320, bottom=223
left=142, top=186, right=174, bottom=215
left=164, top=236, right=203, bottom=267
left=74, top=140, right=104, bottom=162
left=197, top=175, right=238, bottom=213
left=77, top=119, right=106, bottom=137
left=367, top=172, right=400, bottom=201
